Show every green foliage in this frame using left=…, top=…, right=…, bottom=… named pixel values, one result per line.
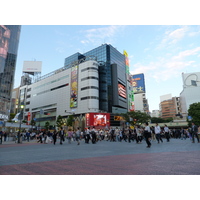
left=151, top=117, right=173, bottom=123
left=121, top=111, right=151, bottom=126
left=67, top=115, right=74, bottom=127
left=45, top=121, right=50, bottom=130
left=30, top=119, right=36, bottom=126
left=56, top=115, right=64, bottom=128
left=188, top=102, right=200, bottom=126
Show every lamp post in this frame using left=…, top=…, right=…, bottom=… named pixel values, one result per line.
left=18, top=103, right=24, bottom=143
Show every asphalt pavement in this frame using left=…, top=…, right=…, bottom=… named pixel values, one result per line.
left=0, top=137, right=200, bottom=175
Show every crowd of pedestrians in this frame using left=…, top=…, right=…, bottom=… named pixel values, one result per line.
left=1, top=122, right=200, bottom=147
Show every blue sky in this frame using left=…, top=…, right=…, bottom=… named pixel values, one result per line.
left=14, top=25, right=200, bottom=112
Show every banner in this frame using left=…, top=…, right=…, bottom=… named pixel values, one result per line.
left=70, top=66, right=78, bottom=108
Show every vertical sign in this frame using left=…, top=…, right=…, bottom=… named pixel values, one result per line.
left=132, top=73, right=145, bottom=94
left=70, top=65, right=78, bottom=108
left=123, top=50, right=130, bottom=74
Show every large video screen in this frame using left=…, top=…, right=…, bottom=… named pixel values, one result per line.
left=118, top=83, right=126, bottom=99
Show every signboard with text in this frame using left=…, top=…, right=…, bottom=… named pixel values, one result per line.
left=132, top=73, right=146, bottom=94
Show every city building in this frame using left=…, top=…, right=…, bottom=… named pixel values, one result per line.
left=11, top=87, right=20, bottom=114
left=18, top=44, right=131, bottom=130
left=0, top=25, right=21, bottom=122
left=180, top=72, right=200, bottom=117
left=151, top=110, right=160, bottom=118
left=160, top=94, right=181, bottom=119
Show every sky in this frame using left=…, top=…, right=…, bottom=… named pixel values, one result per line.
left=14, top=25, right=200, bottom=112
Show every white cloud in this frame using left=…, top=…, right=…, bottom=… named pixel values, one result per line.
left=80, top=25, right=125, bottom=45
left=172, top=47, right=200, bottom=60
left=131, top=47, right=200, bottom=82
left=157, top=26, right=188, bottom=49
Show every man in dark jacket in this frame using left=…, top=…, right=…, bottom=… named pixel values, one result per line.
left=191, top=122, right=199, bottom=143
left=59, top=127, right=64, bottom=145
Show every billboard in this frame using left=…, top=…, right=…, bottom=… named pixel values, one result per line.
left=118, top=83, right=126, bottom=99
left=132, top=73, right=145, bottom=94
left=86, top=113, right=110, bottom=128
left=123, top=50, right=130, bottom=75
left=23, top=61, right=42, bottom=73
left=70, top=65, right=78, bottom=108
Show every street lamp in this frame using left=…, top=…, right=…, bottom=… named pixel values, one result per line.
left=18, top=103, right=24, bottom=143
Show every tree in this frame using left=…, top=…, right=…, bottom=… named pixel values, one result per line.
left=121, top=111, right=151, bottom=126
left=45, top=121, right=50, bottom=130
left=67, top=115, right=74, bottom=127
left=151, top=117, right=164, bottom=123
left=56, top=115, right=64, bottom=128
left=187, top=102, right=200, bottom=126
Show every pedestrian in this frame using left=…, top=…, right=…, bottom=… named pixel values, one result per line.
left=76, top=127, right=81, bottom=145
left=144, top=122, right=151, bottom=148
left=180, top=128, right=186, bottom=140
left=85, top=127, right=91, bottom=144
left=115, top=127, right=120, bottom=142
left=4, top=132, right=7, bottom=142
left=135, top=125, right=142, bottom=143
left=151, top=126, right=156, bottom=141
left=45, top=131, right=52, bottom=144
left=0, top=131, right=3, bottom=144
left=67, top=128, right=73, bottom=144
left=59, top=127, right=65, bottom=145
left=128, top=127, right=133, bottom=143
left=91, top=126, right=97, bottom=144
left=26, top=131, right=30, bottom=142
left=154, top=123, right=163, bottom=144
left=52, top=130, right=58, bottom=145
left=109, top=127, right=115, bottom=142
left=191, top=122, right=199, bottom=143
left=164, top=124, right=170, bottom=142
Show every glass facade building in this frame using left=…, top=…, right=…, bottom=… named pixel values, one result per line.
left=0, top=25, right=21, bottom=120
left=64, top=44, right=127, bottom=113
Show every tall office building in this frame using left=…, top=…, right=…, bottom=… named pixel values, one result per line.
left=159, top=94, right=181, bottom=119
left=64, top=44, right=128, bottom=114
left=19, top=44, right=129, bottom=129
left=0, top=25, right=21, bottom=121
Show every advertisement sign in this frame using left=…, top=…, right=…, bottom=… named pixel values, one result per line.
left=118, top=83, right=126, bottom=99
left=132, top=73, right=145, bottom=94
left=86, top=113, right=110, bottom=128
left=0, top=25, right=10, bottom=73
left=23, top=61, right=42, bottom=73
left=27, top=112, right=31, bottom=125
left=70, top=65, right=78, bottom=108
left=123, top=50, right=130, bottom=75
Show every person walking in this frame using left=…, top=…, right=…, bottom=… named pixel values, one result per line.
left=91, top=126, right=97, bottom=144
left=85, top=127, right=91, bottom=144
left=144, top=122, right=151, bottom=148
left=52, top=130, right=58, bottom=145
left=154, top=123, right=163, bottom=144
left=76, top=127, right=81, bottom=145
left=26, top=131, right=30, bottom=142
left=59, top=127, right=65, bottom=145
left=0, top=131, right=3, bottom=144
left=67, top=128, right=73, bottom=144
left=191, top=122, right=199, bottom=143
left=164, top=124, right=170, bottom=142
left=135, top=125, right=142, bottom=144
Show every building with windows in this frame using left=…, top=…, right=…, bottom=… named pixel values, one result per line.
left=159, top=94, right=181, bottom=119
left=0, top=25, right=21, bottom=121
left=180, top=72, right=200, bottom=117
left=19, top=44, right=130, bottom=129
